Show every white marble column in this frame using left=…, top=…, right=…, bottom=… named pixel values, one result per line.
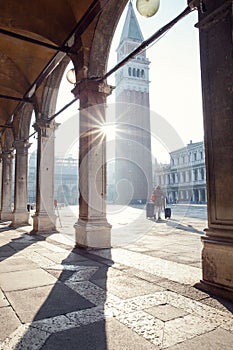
left=0, top=151, right=14, bottom=221
left=32, top=119, right=58, bottom=234
left=11, top=140, right=31, bottom=226
left=72, top=79, right=113, bottom=249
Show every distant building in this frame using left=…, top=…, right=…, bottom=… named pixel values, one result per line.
left=154, top=141, right=207, bottom=204
left=54, top=156, right=78, bottom=205
left=28, top=151, right=37, bottom=203
left=28, top=151, right=78, bottom=205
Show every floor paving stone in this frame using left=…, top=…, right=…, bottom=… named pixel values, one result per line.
left=1, top=324, right=49, bottom=350
left=116, top=310, right=164, bottom=347
left=166, top=327, right=233, bottom=350
left=0, top=306, right=21, bottom=342
left=0, top=288, right=8, bottom=307
left=162, top=314, right=217, bottom=348
left=0, top=256, right=38, bottom=273
left=145, top=304, right=188, bottom=322
left=0, top=204, right=232, bottom=349
left=41, top=319, right=157, bottom=350
left=31, top=314, right=78, bottom=334
left=65, top=280, right=108, bottom=306
left=5, top=282, right=94, bottom=323
left=0, top=268, right=57, bottom=292
left=94, top=274, right=164, bottom=299
left=122, top=266, right=167, bottom=283
left=157, top=279, right=209, bottom=301
left=95, top=248, right=202, bottom=284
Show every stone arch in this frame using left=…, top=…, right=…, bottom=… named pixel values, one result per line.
left=13, top=103, right=34, bottom=141
left=87, top=0, right=128, bottom=78
left=37, top=56, right=70, bottom=120
left=1, top=127, right=14, bottom=152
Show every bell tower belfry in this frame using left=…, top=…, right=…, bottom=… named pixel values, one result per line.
left=115, top=1, right=152, bottom=204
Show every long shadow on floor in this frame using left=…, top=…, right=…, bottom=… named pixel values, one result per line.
left=165, top=219, right=204, bottom=235
left=1, top=234, right=112, bottom=350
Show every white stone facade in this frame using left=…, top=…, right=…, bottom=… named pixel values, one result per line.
left=154, top=141, right=206, bottom=204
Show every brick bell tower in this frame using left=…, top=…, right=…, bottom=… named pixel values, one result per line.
left=115, top=1, right=152, bottom=204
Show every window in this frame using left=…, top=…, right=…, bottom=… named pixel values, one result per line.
left=128, top=67, right=131, bottom=76
left=133, top=68, right=136, bottom=77
left=141, top=69, right=145, bottom=78
left=200, top=168, right=205, bottom=180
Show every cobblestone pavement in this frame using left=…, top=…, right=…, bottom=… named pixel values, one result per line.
left=0, top=205, right=233, bottom=349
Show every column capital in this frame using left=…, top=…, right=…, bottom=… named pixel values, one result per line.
left=0, top=150, right=14, bottom=163
left=195, top=1, right=231, bottom=31
left=33, top=119, right=60, bottom=136
left=13, top=140, right=32, bottom=155
left=71, top=79, right=115, bottom=99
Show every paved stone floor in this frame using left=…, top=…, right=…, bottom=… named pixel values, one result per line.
left=0, top=204, right=233, bottom=349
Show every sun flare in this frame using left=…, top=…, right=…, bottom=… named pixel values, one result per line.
left=100, top=123, right=117, bottom=140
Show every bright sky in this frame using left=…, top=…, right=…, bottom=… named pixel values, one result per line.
left=54, top=0, right=203, bottom=164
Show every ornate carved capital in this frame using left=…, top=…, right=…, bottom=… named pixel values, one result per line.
left=13, top=140, right=31, bottom=155
left=72, top=79, right=114, bottom=100
left=196, top=0, right=231, bottom=31
left=33, top=119, right=60, bottom=137
left=0, top=150, right=14, bottom=163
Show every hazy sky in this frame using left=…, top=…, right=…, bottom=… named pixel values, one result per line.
left=55, top=0, right=203, bottom=163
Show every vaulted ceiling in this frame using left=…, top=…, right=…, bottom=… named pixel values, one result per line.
left=0, top=0, right=127, bottom=129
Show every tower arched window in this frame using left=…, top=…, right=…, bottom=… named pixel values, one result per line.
left=137, top=69, right=140, bottom=77
left=141, top=69, right=145, bottom=78
left=128, top=67, right=131, bottom=76
left=133, top=68, right=136, bottom=77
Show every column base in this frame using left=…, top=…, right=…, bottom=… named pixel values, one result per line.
left=0, top=211, right=12, bottom=222
left=201, top=232, right=233, bottom=300
left=10, top=211, right=30, bottom=227
left=195, top=280, right=233, bottom=302
left=74, top=219, right=112, bottom=249
left=31, top=213, right=58, bottom=234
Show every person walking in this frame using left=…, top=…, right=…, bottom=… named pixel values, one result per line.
left=152, top=185, right=165, bottom=221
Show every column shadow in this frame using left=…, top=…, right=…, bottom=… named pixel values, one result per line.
left=0, top=233, right=112, bottom=350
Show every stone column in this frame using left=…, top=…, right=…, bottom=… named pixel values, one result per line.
left=72, top=79, right=113, bottom=249
left=0, top=161, right=2, bottom=211
left=196, top=0, right=233, bottom=297
left=11, top=140, right=31, bottom=226
left=32, top=119, right=58, bottom=233
left=0, top=151, right=14, bottom=221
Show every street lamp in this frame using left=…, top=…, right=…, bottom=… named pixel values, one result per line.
left=136, top=0, right=160, bottom=18
left=66, top=68, right=76, bottom=85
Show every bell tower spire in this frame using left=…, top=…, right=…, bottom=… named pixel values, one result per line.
left=115, top=2, right=152, bottom=204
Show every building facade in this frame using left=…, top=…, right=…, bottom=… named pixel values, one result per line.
left=154, top=141, right=206, bottom=204
left=114, top=2, right=153, bottom=204
left=28, top=152, right=78, bottom=206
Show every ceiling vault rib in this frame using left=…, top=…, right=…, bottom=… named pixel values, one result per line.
left=0, top=93, right=32, bottom=103
left=0, top=28, right=70, bottom=53
left=5, top=0, right=110, bottom=129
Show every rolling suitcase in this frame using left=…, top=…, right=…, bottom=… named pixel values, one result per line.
left=164, top=207, right=171, bottom=219
left=146, top=201, right=154, bottom=218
